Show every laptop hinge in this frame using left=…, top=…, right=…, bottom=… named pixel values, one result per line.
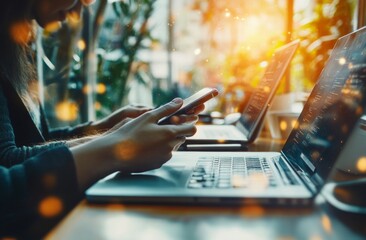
left=279, top=153, right=318, bottom=195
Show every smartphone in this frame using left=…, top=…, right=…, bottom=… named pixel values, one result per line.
left=158, top=87, right=219, bottom=125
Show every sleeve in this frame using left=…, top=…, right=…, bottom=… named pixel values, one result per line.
left=0, top=145, right=83, bottom=239
left=39, top=105, right=101, bottom=141
left=46, top=120, right=98, bottom=140
left=0, top=84, right=67, bottom=167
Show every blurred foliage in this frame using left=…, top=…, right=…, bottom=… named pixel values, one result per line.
left=294, top=0, right=355, bottom=88
left=40, top=15, right=83, bottom=127
left=40, top=0, right=156, bottom=125
left=95, top=0, right=156, bottom=118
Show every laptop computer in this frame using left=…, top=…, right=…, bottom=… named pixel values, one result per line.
left=184, top=40, right=300, bottom=150
left=86, top=27, right=366, bottom=206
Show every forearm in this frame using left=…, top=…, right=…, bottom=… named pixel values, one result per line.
left=70, top=137, right=117, bottom=190
left=65, top=134, right=101, bottom=147
left=47, top=121, right=103, bottom=140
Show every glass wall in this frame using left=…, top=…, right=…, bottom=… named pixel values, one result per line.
left=39, top=0, right=359, bottom=127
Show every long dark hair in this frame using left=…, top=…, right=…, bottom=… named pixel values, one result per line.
left=0, top=0, right=37, bottom=97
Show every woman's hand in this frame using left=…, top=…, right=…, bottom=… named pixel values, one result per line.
left=169, top=103, right=205, bottom=124
left=92, top=100, right=205, bottom=132
left=71, top=98, right=198, bottom=189
left=106, top=98, right=197, bottom=173
left=91, top=105, right=152, bottom=132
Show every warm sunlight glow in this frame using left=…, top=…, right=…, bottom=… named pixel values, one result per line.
left=39, top=196, right=63, bottom=218
left=55, top=101, right=79, bottom=121
left=259, top=61, right=268, bottom=68
left=356, top=157, right=366, bottom=172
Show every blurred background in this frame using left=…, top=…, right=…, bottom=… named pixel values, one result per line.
left=37, top=0, right=365, bottom=134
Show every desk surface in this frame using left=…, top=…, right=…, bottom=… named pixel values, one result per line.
left=46, top=135, right=366, bottom=240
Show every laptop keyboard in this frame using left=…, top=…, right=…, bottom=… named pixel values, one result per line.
left=187, top=156, right=279, bottom=189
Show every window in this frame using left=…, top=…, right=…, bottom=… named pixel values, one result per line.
left=38, top=0, right=361, bottom=127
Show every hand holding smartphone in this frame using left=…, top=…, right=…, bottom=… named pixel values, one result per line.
left=158, top=88, right=219, bottom=125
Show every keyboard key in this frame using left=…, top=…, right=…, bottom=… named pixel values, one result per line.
left=187, top=156, right=278, bottom=189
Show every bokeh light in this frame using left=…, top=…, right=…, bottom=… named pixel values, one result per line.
left=356, top=157, right=366, bottom=172
left=194, top=48, right=202, bottom=55
left=321, top=214, right=332, bottom=234
left=78, top=39, right=86, bottom=51
left=94, top=101, right=102, bottom=110
left=39, top=196, right=63, bottom=218
left=338, top=57, right=346, bottom=65
left=280, top=120, right=288, bottom=131
left=259, top=61, right=268, bottom=68
left=96, top=83, right=107, bottom=94
left=67, top=11, right=81, bottom=27
left=55, top=101, right=79, bottom=121
left=10, top=21, right=31, bottom=45
left=291, top=120, right=297, bottom=129
left=44, top=21, right=62, bottom=33
left=114, top=141, right=138, bottom=161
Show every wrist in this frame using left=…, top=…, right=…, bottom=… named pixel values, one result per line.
left=91, top=118, right=110, bottom=132
left=70, top=137, right=116, bottom=190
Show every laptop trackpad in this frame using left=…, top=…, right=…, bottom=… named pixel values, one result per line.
left=107, top=165, right=188, bottom=188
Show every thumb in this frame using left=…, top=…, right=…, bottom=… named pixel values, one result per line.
left=149, top=98, right=183, bottom=123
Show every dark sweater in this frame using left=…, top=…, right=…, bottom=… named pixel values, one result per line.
left=0, top=78, right=95, bottom=167
left=0, top=146, right=82, bottom=239
left=0, top=80, right=91, bottom=238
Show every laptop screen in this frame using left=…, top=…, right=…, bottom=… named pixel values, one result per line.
left=282, top=27, right=366, bottom=189
left=239, top=40, right=299, bottom=138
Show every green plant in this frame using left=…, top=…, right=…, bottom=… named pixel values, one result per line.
left=95, top=0, right=156, bottom=118
left=295, top=0, right=355, bottom=89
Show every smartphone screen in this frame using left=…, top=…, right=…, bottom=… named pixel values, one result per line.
left=158, top=88, right=219, bottom=125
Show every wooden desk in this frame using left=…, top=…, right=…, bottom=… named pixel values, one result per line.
left=46, top=134, right=366, bottom=240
